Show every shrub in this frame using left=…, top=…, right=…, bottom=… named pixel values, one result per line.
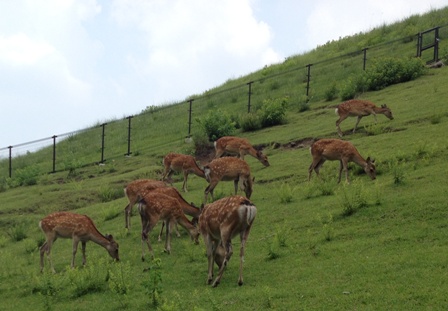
left=196, top=109, right=236, bottom=141
left=7, top=223, right=27, bottom=241
left=324, top=82, right=339, bottom=101
left=240, top=112, right=262, bottom=132
left=365, top=57, right=426, bottom=90
left=260, top=97, right=288, bottom=127
left=14, top=165, right=40, bottom=186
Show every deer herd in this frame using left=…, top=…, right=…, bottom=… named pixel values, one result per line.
left=39, top=99, right=393, bottom=287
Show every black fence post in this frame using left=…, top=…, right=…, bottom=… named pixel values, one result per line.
left=8, top=146, right=12, bottom=178
left=362, top=48, right=368, bottom=70
left=247, top=81, right=253, bottom=113
left=187, top=99, right=194, bottom=138
left=52, top=135, right=57, bottom=173
left=305, top=64, right=312, bottom=97
left=100, top=123, right=107, bottom=164
left=125, top=116, right=133, bottom=156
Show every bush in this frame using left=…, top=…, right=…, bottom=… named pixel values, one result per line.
left=240, top=113, right=262, bottom=132
left=365, top=57, right=426, bottom=90
left=14, top=165, right=40, bottom=186
left=196, top=109, right=236, bottom=141
left=324, top=82, right=338, bottom=101
left=260, top=97, right=288, bottom=127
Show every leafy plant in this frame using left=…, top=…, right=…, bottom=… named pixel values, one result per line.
left=240, top=112, right=262, bottom=132
left=7, top=223, right=27, bottom=241
left=276, top=183, right=295, bottom=203
left=196, top=109, right=236, bottom=141
left=260, top=97, right=288, bottom=127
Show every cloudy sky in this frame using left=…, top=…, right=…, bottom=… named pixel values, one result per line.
left=1, top=0, right=447, bottom=151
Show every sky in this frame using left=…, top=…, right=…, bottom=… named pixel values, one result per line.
left=1, top=0, right=447, bottom=152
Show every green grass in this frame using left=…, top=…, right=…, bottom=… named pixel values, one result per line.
left=1, top=8, right=448, bottom=311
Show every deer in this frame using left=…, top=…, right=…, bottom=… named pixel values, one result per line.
left=39, top=212, right=119, bottom=273
left=161, top=152, right=206, bottom=192
left=123, top=179, right=167, bottom=230
left=214, top=136, right=270, bottom=167
left=308, top=138, right=376, bottom=183
left=199, top=195, right=257, bottom=287
left=137, top=192, right=200, bottom=261
left=335, top=99, right=394, bottom=137
left=203, top=157, right=254, bottom=203
left=147, top=186, right=201, bottom=242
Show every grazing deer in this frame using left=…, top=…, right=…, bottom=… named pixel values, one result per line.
left=214, top=136, right=270, bottom=167
left=138, top=192, right=199, bottom=261
left=335, top=99, right=394, bottom=137
left=124, top=179, right=167, bottom=230
left=162, top=152, right=206, bottom=192
left=148, top=186, right=201, bottom=241
left=39, top=212, right=119, bottom=273
left=308, top=138, right=376, bottom=183
left=203, top=157, right=254, bottom=203
left=199, top=195, right=257, bottom=287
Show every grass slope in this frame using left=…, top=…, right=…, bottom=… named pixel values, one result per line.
left=1, top=11, right=448, bottom=311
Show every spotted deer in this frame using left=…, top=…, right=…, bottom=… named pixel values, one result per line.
left=199, top=195, right=257, bottom=287
left=203, top=157, right=254, bottom=203
left=335, top=99, right=394, bottom=137
left=214, top=136, right=270, bottom=167
left=148, top=186, right=201, bottom=241
left=161, top=152, right=206, bottom=192
left=124, top=179, right=167, bottom=230
left=39, top=212, right=119, bottom=273
left=137, top=192, right=199, bottom=261
left=308, top=138, right=376, bottom=183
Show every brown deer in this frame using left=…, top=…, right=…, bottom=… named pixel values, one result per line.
left=199, top=195, right=257, bottom=287
left=308, top=138, right=376, bottom=183
left=161, top=152, right=206, bottom=192
left=203, top=157, right=254, bottom=203
left=39, top=212, right=119, bottom=273
left=148, top=186, right=201, bottom=241
left=124, top=179, right=167, bottom=230
left=137, top=192, right=199, bottom=261
left=214, top=136, right=270, bottom=167
left=335, top=99, right=394, bottom=137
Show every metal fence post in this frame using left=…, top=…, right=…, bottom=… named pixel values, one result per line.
left=187, top=99, right=193, bottom=138
left=305, top=64, right=312, bottom=97
left=362, top=48, right=368, bottom=70
left=247, top=81, right=253, bottom=113
left=125, top=116, right=133, bottom=156
left=100, top=123, right=107, bottom=164
left=8, top=146, right=12, bottom=178
left=52, top=135, right=57, bottom=173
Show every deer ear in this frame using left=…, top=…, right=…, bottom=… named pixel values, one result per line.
left=366, top=157, right=371, bottom=162
left=106, top=234, right=114, bottom=241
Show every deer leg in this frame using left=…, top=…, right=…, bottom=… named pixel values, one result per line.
left=71, top=237, right=80, bottom=269
left=212, top=239, right=231, bottom=288
left=141, top=218, right=157, bottom=261
left=204, top=181, right=218, bottom=203
left=40, top=240, right=50, bottom=273
left=158, top=221, right=165, bottom=242
left=163, top=219, right=172, bottom=254
left=205, top=236, right=216, bottom=285
left=124, top=203, right=131, bottom=229
left=309, top=158, right=326, bottom=180
left=182, top=171, right=188, bottom=192
left=336, top=115, right=348, bottom=137
left=233, top=178, right=240, bottom=195
left=353, top=116, right=363, bottom=133
left=81, top=241, right=87, bottom=266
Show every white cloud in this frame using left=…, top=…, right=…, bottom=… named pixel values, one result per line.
left=0, top=33, right=55, bottom=65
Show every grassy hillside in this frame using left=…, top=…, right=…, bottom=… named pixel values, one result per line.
left=1, top=8, right=448, bottom=311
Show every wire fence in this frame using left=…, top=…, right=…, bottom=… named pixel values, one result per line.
left=1, top=24, right=447, bottom=179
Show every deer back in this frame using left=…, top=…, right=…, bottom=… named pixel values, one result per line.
left=151, top=186, right=201, bottom=218
left=204, top=157, right=251, bottom=181
left=199, top=195, right=257, bottom=240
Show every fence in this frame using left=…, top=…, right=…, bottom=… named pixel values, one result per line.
left=1, top=24, right=447, bottom=179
